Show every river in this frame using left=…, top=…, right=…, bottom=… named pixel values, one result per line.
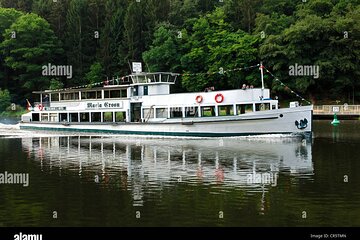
left=0, top=120, right=359, bottom=227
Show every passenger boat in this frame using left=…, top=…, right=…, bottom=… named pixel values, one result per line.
left=20, top=64, right=313, bottom=137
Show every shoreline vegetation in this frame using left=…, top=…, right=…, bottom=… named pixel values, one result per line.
left=0, top=0, right=359, bottom=110
left=0, top=109, right=26, bottom=118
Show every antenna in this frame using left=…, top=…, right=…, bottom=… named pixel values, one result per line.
left=145, top=61, right=151, bottom=73
left=127, top=61, right=133, bottom=73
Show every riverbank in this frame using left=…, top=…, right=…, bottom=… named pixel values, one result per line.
left=0, top=109, right=26, bottom=118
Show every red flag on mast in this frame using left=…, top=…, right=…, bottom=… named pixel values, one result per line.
left=26, top=99, right=32, bottom=111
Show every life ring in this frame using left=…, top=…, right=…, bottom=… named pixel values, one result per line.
left=38, top=104, right=44, bottom=111
left=195, top=95, right=203, bottom=103
left=215, top=93, right=224, bottom=103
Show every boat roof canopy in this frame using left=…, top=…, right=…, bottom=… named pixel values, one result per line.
left=33, top=72, right=180, bottom=94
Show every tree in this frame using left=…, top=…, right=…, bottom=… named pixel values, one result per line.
left=99, top=0, right=128, bottom=77
left=32, top=0, right=70, bottom=41
left=65, top=0, right=85, bottom=85
left=223, top=0, right=263, bottom=32
left=0, top=8, right=23, bottom=41
left=258, top=0, right=360, bottom=102
left=260, top=0, right=297, bottom=16
left=85, top=61, right=104, bottom=85
left=1, top=13, right=63, bottom=100
left=169, top=0, right=200, bottom=27
left=0, top=88, right=11, bottom=111
left=0, top=8, right=24, bottom=89
left=123, top=1, right=145, bottom=62
left=142, top=23, right=182, bottom=72
left=180, top=8, right=258, bottom=92
left=0, top=0, right=33, bottom=12
left=49, top=78, right=64, bottom=90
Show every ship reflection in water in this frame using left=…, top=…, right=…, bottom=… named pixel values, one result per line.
left=21, top=136, right=313, bottom=214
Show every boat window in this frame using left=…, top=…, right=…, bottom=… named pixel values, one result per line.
left=59, top=113, right=67, bottom=122
left=41, top=113, right=49, bottom=121
left=236, top=104, right=253, bottom=114
left=80, top=112, right=90, bottom=122
left=81, top=91, right=101, bottom=100
left=121, top=89, right=127, bottom=98
left=61, top=92, right=79, bottom=101
left=143, top=108, right=154, bottom=119
left=156, top=108, right=168, bottom=118
left=110, top=90, right=120, bottom=98
left=170, top=107, right=182, bottom=118
left=111, top=90, right=120, bottom=98
left=143, top=86, right=148, bottom=96
left=69, top=113, right=78, bottom=122
left=49, top=113, right=58, bottom=122
left=103, top=112, right=113, bottom=122
left=201, top=106, right=216, bottom=117
left=133, top=86, right=138, bottom=96
left=218, top=105, right=234, bottom=116
left=255, top=103, right=270, bottom=111
left=104, top=89, right=127, bottom=98
left=91, top=112, right=101, bottom=122
left=32, top=113, right=40, bottom=121
left=185, top=106, right=198, bottom=117
left=51, top=93, right=59, bottom=102
left=115, top=112, right=126, bottom=122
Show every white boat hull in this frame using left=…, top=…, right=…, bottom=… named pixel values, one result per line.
left=19, top=106, right=312, bottom=137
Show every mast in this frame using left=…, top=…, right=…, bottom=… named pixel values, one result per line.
left=260, top=62, right=264, bottom=90
left=260, top=62, right=264, bottom=100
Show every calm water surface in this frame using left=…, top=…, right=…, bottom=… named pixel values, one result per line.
left=0, top=120, right=359, bottom=227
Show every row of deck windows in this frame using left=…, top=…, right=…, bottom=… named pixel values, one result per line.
left=51, top=89, right=128, bottom=101
left=33, top=112, right=126, bottom=123
left=144, top=103, right=273, bottom=119
left=32, top=103, right=274, bottom=123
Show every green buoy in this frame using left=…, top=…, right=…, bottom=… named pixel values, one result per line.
left=331, top=113, right=340, bottom=125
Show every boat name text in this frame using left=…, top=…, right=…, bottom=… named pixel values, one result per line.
left=86, top=102, right=123, bottom=109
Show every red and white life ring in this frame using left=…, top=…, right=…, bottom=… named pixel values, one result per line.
left=195, top=95, right=203, bottom=103
left=215, top=93, right=224, bottom=103
left=38, top=104, right=44, bottom=111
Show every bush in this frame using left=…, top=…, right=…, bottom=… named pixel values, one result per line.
left=0, top=88, right=11, bottom=111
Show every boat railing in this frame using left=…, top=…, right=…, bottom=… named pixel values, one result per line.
left=34, top=102, right=50, bottom=108
left=313, top=105, right=360, bottom=115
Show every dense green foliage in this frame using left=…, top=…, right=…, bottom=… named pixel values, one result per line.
left=0, top=88, right=10, bottom=111
left=1, top=13, right=63, bottom=99
left=0, top=0, right=359, bottom=106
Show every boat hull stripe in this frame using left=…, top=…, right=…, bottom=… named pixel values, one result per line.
left=20, top=125, right=311, bottom=137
